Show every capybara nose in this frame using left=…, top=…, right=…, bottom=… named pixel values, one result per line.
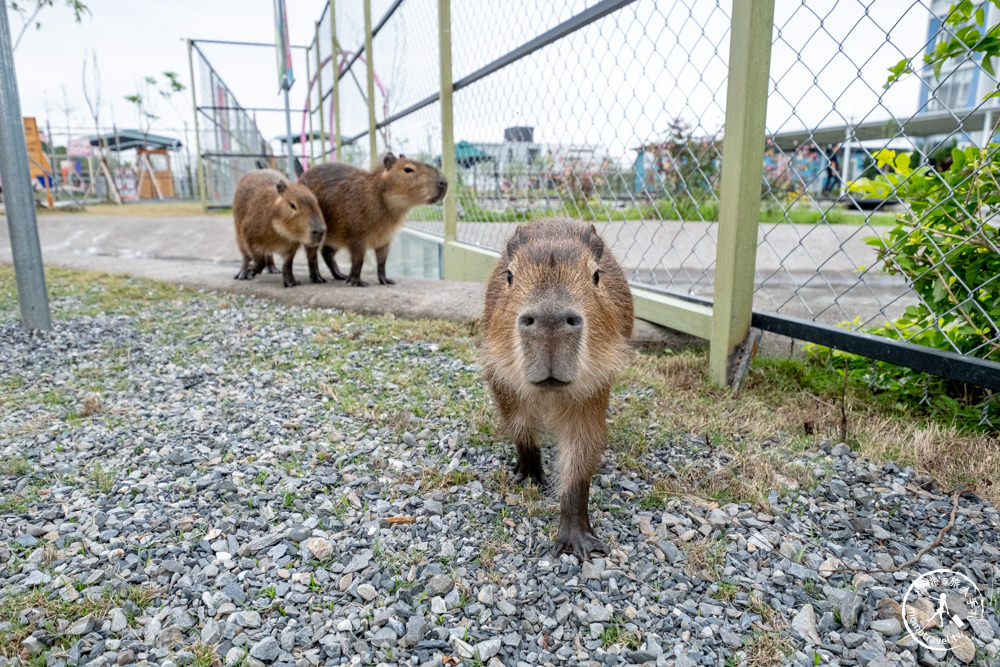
left=518, top=310, right=583, bottom=334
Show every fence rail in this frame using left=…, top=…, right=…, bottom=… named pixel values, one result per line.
left=295, top=0, right=1000, bottom=404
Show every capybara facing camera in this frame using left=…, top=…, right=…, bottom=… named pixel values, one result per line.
left=481, top=219, right=634, bottom=559
left=301, top=153, right=447, bottom=286
left=232, top=169, right=326, bottom=288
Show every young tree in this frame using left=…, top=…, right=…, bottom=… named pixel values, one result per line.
left=9, top=0, right=89, bottom=50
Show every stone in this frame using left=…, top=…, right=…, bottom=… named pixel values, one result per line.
left=201, top=619, right=223, bottom=645
left=303, top=537, right=333, bottom=561
left=357, top=584, right=377, bottom=601
left=870, top=617, right=901, bottom=636
left=791, top=605, right=821, bottom=646
left=249, top=637, right=280, bottom=662
left=426, top=574, right=454, bottom=596
left=473, top=637, right=502, bottom=661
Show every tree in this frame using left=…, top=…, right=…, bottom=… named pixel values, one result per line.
left=123, top=72, right=185, bottom=200
left=9, top=0, right=89, bottom=51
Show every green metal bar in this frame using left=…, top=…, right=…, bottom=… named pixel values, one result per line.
left=364, top=0, right=377, bottom=168
left=305, top=43, right=313, bottom=164
left=187, top=39, right=207, bottom=211
left=439, top=0, right=459, bottom=276
left=315, top=21, right=325, bottom=162
left=330, top=0, right=341, bottom=161
left=708, top=0, right=774, bottom=386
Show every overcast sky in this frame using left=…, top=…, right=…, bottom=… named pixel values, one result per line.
left=8, top=1, right=938, bottom=166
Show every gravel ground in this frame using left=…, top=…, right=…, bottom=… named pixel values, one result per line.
left=1, top=284, right=999, bottom=667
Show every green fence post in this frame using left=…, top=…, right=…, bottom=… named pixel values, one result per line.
left=315, top=21, right=325, bottom=162
left=708, top=0, right=775, bottom=386
left=364, top=0, right=377, bottom=168
left=330, top=0, right=341, bottom=161
left=439, top=0, right=458, bottom=278
left=186, top=39, right=207, bottom=211
left=305, top=44, right=313, bottom=165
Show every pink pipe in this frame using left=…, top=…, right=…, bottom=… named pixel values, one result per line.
left=300, top=51, right=390, bottom=167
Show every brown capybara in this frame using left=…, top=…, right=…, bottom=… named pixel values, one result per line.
left=481, top=219, right=633, bottom=559
left=300, top=153, right=447, bottom=286
left=232, top=169, right=326, bottom=288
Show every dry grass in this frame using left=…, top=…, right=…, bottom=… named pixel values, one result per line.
left=743, top=628, right=795, bottom=666
left=680, top=536, right=729, bottom=581
left=615, top=350, right=1000, bottom=507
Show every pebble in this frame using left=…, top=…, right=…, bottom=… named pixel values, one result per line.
left=0, top=289, right=997, bottom=667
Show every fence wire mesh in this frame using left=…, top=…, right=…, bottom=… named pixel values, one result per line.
left=305, top=0, right=1000, bottom=404
left=190, top=43, right=280, bottom=208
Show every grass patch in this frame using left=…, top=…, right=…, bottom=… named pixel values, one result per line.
left=681, top=536, right=728, bottom=582
left=742, top=628, right=795, bottom=666
left=599, top=615, right=641, bottom=650
left=0, top=455, right=32, bottom=476
left=613, top=349, right=999, bottom=507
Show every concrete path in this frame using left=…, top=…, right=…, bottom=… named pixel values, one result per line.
left=0, top=214, right=694, bottom=349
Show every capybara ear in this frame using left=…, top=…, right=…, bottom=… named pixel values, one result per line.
left=506, top=225, right=528, bottom=258
left=382, top=153, right=397, bottom=170
left=275, top=180, right=288, bottom=195
left=583, top=223, right=604, bottom=262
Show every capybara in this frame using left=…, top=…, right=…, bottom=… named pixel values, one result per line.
left=481, top=219, right=633, bottom=559
left=232, top=169, right=326, bottom=288
left=300, top=153, right=447, bottom=286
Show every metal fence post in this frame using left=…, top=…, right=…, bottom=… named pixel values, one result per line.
left=439, top=0, right=458, bottom=275
left=0, top=3, right=51, bottom=331
left=187, top=40, right=208, bottom=211
left=708, top=0, right=774, bottom=386
left=305, top=45, right=313, bottom=165
left=364, top=0, right=377, bottom=168
left=330, top=0, right=341, bottom=161
left=315, top=22, right=325, bottom=163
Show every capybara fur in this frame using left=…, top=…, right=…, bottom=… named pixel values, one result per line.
left=301, top=153, right=447, bottom=286
left=232, top=169, right=326, bottom=288
left=481, top=219, right=633, bottom=559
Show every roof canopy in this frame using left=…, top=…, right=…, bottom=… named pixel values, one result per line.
left=88, top=129, right=182, bottom=151
left=768, top=106, right=997, bottom=151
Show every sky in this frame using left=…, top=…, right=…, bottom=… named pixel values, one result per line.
left=9, top=0, right=328, bottom=151
left=7, top=1, right=946, bottom=170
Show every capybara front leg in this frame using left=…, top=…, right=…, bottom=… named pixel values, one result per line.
left=375, top=243, right=394, bottom=285
left=281, top=251, right=299, bottom=288
left=250, top=255, right=267, bottom=278
left=552, top=391, right=609, bottom=559
left=346, top=241, right=368, bottom=287
left=235, top=253, right=254, bottom=280
left=305, top=245, right=326, bottom=284
left=555, top=478, right=605, bottom=560
left=321, top=245, right=347, bottom=281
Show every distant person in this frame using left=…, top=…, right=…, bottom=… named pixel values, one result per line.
left=823, top=144, right=840, bottom=195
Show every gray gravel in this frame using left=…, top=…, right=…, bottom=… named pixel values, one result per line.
left=1, top=287, right=999, bottom=666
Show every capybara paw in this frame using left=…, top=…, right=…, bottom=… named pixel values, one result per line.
left=552, top=529, right=606, bottom=561
left=310, top=275, right=327, bottom=284
left=283, top=278, right=300, bottom=288
left=512, top=460, right=546, bottom=488
left=346, top=277, right=369, bottom=287
left=266, top=265, right=281, bottom=274
left=378, top=276, right=396, bottom=285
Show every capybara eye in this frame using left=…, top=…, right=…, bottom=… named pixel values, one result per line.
left=506, top=269, right=513, bottom=286
left=593, top=270, right=601, bottom=286
left=404, top=167, right=415, bottom=173
left=289, top=202, right=297, bottom=210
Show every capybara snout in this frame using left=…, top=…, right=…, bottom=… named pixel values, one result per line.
left=517, top=296, right=584, bottom=386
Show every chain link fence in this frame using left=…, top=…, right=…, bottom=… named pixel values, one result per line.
left=301, top=0, right=999, bottom=413
left=188, top=41, right=284, bottom=209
